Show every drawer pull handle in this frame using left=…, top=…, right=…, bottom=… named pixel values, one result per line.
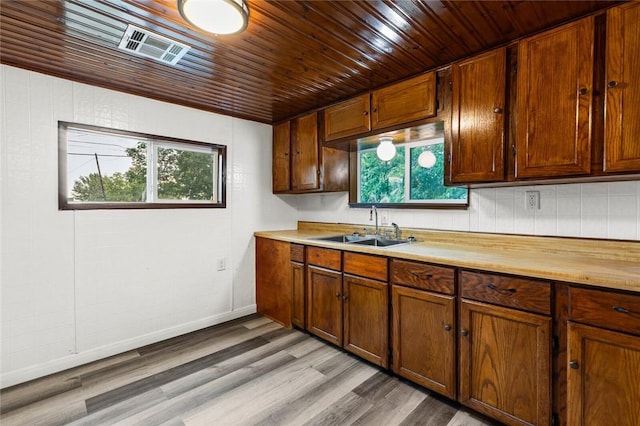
left=613, top=306, right=629, bottom=313
left=444, top=324, right=452, bottom=331
left=487, top=284, right=517, bottom=295
left=411, top=272, right=433, bottom=280
left=569, top=361, right=579, bottom=370
left=461, top=329, right=469, bottom=337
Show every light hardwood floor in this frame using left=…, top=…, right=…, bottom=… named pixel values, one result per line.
left=0, top=315, right=498, bottom=426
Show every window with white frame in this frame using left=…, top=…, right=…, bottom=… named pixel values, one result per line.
left=59, top=122, right=225, bottom=209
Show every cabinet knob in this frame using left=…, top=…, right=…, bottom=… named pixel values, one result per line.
left=607, top=81, right=619, bottom=88
left=335, top=293, right=340, bottom=298
left=579, top=88, right=589, bottom=96
left=569, top=361, right=579, bottom=370
left=372, top=107, right=377, bottom=113
left=613, top=305, right=629, bottom=313
left=342, top=294, right=349, bottom=301
left=493, top=107, right=503, bottom=114
left=364, top=111, right=369, bottom=116
left=444, top=324, right=452, bottom=331
left=461, top=329, right=468, bottom=337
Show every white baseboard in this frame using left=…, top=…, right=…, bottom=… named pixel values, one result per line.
left=0, top=305, right=257, bottom=389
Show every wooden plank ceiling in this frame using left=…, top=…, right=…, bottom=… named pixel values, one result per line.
left=0, top=0, right=618, bottom=124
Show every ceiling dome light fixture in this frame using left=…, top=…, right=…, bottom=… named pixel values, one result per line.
left=376, top=136, right=396, bottom=161
left=418, top=150, right=437, bottom=168
left=178, top=0, right=249, bottom=35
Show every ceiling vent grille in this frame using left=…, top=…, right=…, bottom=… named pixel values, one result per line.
left=118, top=24, right=190, bottom=65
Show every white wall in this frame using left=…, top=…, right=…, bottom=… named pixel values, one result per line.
left=294, top=178, right=640, bottom=241
left=0, top=65, right=297, bottom=387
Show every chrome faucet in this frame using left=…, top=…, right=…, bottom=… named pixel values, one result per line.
left=391, top=222, right=400, bottom=239
left=369, top=205, right=379, bottom=235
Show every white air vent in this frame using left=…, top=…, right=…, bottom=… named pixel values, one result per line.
left=118, top=24, right=190, bottom=65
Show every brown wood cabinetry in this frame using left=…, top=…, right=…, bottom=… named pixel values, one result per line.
left=323, top=94, right=371, bottom=141
left=604, top=2, right=640, bottom=173
left=272, top=112, right=348, bottom=194
left=390, top=259, right=456, bottom=398
left=566, top=286, right=640, bottom=426
left=516, top=17, right=594, bottom=179
left=291, top=244, right=305, bottom=329
left=323, top=72, right=436, bottom=143
left=306, top=265, right=343, bottom=346
left=450, top=48, right=507, bottom=183
left=272, top=121, right=291, bottom=192
left=567, top=322, right=640, bottom=426
left=459, top=271, right=551, bottom=426
left=255, top=237, right=291, bottom=327
left=371, top=72, right=437, bottom=129
left=291, top=112, right=320, bottom=191
left=343, top=274, right=389, bottom=367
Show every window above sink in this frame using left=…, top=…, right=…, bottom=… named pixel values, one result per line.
left=348, top=122, right=468, bottom=209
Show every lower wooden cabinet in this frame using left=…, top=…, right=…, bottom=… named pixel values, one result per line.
left=459, top=299, right=551, bottom=426
left=567, top=322, right=640, bottom=426
left=291, top=261, right=305, bottom=329
left=391, top=285, right=456, bottom=398
left=306, top=265, right=343, bottom=346
left=343, top=274, right=388, bottom=367
left=255, top=237, right=291, bottom=327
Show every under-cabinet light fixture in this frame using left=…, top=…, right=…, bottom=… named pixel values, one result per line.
left=178, top=0, right=249, bottom=35
left=376, top=136, right=396, bottom=161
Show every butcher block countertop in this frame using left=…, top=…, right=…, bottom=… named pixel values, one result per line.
left=254, top=222, right=640, bottom=293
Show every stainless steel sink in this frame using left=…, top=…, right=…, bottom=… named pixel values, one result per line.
left=310, top=234, right=370, bottom=243
left=349, top=237, right=409, bottom=247
left=309, top=234, right=412, bottom=248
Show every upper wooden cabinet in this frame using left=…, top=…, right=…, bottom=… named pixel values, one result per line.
left=515, top=17, right=594, bottom=179
left=291, top=112, right=320, bottom=191
left=450, top=48, right=507, bottom=183
left=323, top=72, right=437, bottom=142
left=604, top=2, right=640, bottom=173
left=324, top=94, right=371, bottom=141
left=272, top=112, right=349, bottom=194
left=272, top=121, right=291, bottom=192
left=372, top=72, right=437, bottom=129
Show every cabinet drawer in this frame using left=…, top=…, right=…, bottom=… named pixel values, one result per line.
left=307, top=246, right=341, bottom=271
left=291, top=244, right=305, bottom=263
left=390, top=259, right=455, bottom=295
left=570, top=287, right=640, bottom=336
left=460, top=271, right=551, bottom=315
left=343, top=252, right=387, bottom=282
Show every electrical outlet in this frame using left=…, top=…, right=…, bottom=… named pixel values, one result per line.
left=380, top=211, right=390, bottom=226
left=216, top=257, right=226, bottom=271
left=525, top=191, right=540, bottom=211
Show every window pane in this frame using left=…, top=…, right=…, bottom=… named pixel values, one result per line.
left=409, top=143, right=467, bottom=202
left=157, top=146, right=216, bottom=201
left=60, top=122, right=226, bottom=209
left=67, top=130, right=147, bottom=202
left=359, top=148, right=405, bottom=203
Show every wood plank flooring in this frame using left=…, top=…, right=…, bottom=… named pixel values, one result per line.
left=0, top=315, right=499, bottom=426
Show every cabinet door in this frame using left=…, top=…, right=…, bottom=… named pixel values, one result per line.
left=371, top=72, right=436, bottom=130
left=324, top=94, right=371, bottom=141
left=255, top=237, right=291, bottom=327
left=459, top=299, right=551, bottom=426
left=516, top=17, right=594, bottom=178
left=291, top=112, right=319, bottom=191
left=392, top=285, right=456, bottom=398
left=343, top=274, right=389, bottom=368
left=450, top=48, right=506, bottom=183
left=567, top=322, right=640, bottom=426
left=291, top=261, right=305, bottom=329
left=272, top=121, right=291, bottom=193
left=306, top=265, right=342, bottom=346
left=604, top=3, right=640, bottom=172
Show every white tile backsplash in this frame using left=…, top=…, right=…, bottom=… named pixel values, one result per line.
left=295, top=181, right=640, bottom=241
